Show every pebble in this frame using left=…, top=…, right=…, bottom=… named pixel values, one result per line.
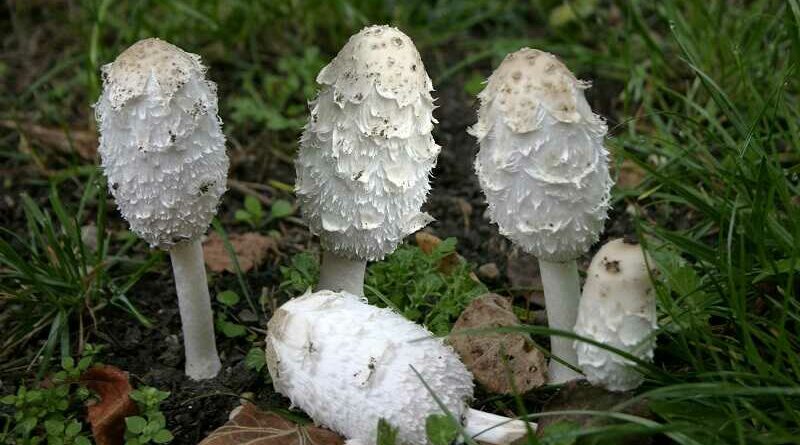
left=477, top=262, right=500, bottom=280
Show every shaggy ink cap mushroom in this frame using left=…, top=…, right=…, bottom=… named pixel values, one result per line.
left=296, top=25, right=440, bottom=262
left=470, top=48, right=612, bottom=262
left=96, top=37, right=228, bottom=249
left=265, top=290, right=534, bottom=445
left=95, top=38, right=227, bottom=380
left=574, top=238, right=658, bottom=392
left=470, top=48, right=613, bottom=383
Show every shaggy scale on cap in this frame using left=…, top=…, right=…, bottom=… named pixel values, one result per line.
left=471, top=48, right=611, bottom=262
left=296, top=25, right=440, bottom=261
left=265, top=290, right=474, bottom=445
left=96, top=38, right=228, bottom=249
left=574, top=239, right=657, bottom=391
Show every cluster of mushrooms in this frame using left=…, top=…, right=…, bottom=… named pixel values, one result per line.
left=96, top=26, right=658, bottom=445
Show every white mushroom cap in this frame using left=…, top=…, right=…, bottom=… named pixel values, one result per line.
left=574, top=238, right=657, bottom=391
left=296, top=25, right=440, bottom=261
left=265, top=290, right=473, bottom=445
left=95, top=38, right=228, bottom=249
left=471, top=48, right=612, bottom=261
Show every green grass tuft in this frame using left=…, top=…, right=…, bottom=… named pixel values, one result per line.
left=0, top=174, right=155, bottom=376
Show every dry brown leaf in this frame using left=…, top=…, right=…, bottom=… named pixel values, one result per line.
left=414, top=231, right=462, bottom=275
left=616, top=159, right=646, bottom=190
left=199, top=403, right=345, bottom=445
left=80, top=365, right=138, bottom=445
left=1, top=120, right=97, bottom=160
left=450, top=293, right=547, bottom=394
left=415, top=231, right=442, bottom=255
left=203, top=232, right=277, bottom=273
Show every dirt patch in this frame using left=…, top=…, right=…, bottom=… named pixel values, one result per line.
left=93, top=264, right=286, bottom=444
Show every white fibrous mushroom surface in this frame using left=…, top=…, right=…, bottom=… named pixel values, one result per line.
left=296, top=25, right=440, bottom=261
left=96, top=38, right=228, bottom=249
left=574, top=238, right=657, bottom=391
left=265, top=290, right=474, bottom=445
left=471, top=48, right=612, bottom=262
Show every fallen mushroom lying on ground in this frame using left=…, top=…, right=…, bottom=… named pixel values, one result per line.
left=295, top=25, right=440, bottom=296
left=470, top=48, right=613, bottom=383
left=265, top=290, right=534, bottom=445
left=96, top=38, right=228, bottom=380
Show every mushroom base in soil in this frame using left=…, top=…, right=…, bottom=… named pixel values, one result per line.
left=265, top=290, right=534, bottom=445
left=170, top=239, right=222, bottom=380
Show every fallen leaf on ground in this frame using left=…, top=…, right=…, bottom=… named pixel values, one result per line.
left=203, top=232, right=277, bottom=273
left=615, top=159, right=647, bottom=190
left=80, top=365, right=138, bottom=445
left=416, top=231, right=443, bottom=255
left=198, top=402, right=345, bottom=445
left=536, top=380, right=652, bottom=445
left=415, top=231, right=463, bottom=275
left=1, top=120, right=97, bottom=160
left=450, top=293, right=547, bottom=394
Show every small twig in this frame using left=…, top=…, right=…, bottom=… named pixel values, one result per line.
left=78, top=309, right=85, bottom=356
left=0, top=356, right=34, bottom=374
left=0, top=310, right=56, bottom=358
left=235, top=179, right=278, bottom=193
left=0, top=119, right=97, bottom=160
left=227, top=178, right=273, bottom=205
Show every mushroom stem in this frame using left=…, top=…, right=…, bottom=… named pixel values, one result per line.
left=316, top=250, right=366, bottom=296
left=170, top=239, right=221, bottom=380
left=538, top=259, right=582, bottom=383
left=464, top=408, right=536, bottom=444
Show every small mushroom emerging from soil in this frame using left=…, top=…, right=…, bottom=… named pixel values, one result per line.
left=95, top=38, right=228, bottom=380
left=574, top=238, right=658, bottom=392
left=265, top=290, right=534, bottom=445
left=296, top=25, right=440, bottom=296
left=470, top=48, right=612, bottom=383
